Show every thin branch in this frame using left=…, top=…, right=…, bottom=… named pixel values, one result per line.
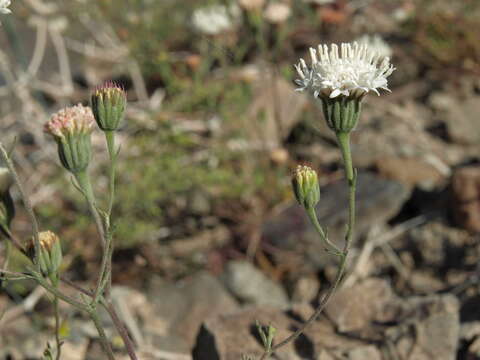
left=0, top=142, right=41, bottom=273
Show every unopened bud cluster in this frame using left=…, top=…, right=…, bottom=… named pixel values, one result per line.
left=44, top=104, right=94, bottom=174
left=27, top=231, right=63, bottom=276
left=91, top=81, right=127, bottom=132
left=292, top=165, right=320, bottom=209
left=44, top=82, right=126, bottom=174
left=0, top=167, right=14, bottom=235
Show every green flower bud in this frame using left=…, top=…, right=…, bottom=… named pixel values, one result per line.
left=27, top=231, right=63, bottom=276
left=91, top=81, right=127, bottom=132
left=320, top=95, right=363, bottom=133
left=0, top=167, right=14, bottom=238
left=292, top=165, right=320, bottom=209
left=44, top=104, right=94, bottom=174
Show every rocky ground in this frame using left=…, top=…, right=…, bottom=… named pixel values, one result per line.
left=2, top=76, right=480, bottom=359
left=1, top=0, right=480, bottom=359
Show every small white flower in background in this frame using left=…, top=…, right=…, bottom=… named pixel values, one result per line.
left=0, top=0, right=11, bottom=14
left=0, top=0, right=11, bottom=24
left=355, top=34, right=392, bottom=59
left=294, top=42, right=395, bottom=99
left=192, top=4, right=240, bottom=36
left=238, top=0, right=265, bottom=11
left=264, top=2, right=291, bottom=24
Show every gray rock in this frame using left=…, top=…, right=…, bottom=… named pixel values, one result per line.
left=147, top=271, right=238, bottom=353
left=290, top=275, right=320, bottom=304
left=325, top=278, right=395, bottom=332
left=193, top=306, right=362, bottom=360
left=222, top=260, right=289, bottom=308
left=460, top=321, right=480, bottom=341
left=429, top=92, right=480, bottom=145
left=347, top=345, right=382, bottom=360
left=392, top=294, right=460, bottom=360
left=408, top=220, right=471, bottom=269
left=263, top=172, right=410, bottom=269
left=193, top=306, right=297, bottom=360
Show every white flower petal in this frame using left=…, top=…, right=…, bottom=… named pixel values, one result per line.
left=294, top=42, right=395, bottom=99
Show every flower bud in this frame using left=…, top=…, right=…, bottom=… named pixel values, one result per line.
left=27, top=231, right=63, bottom=276
left=0, top=167, right=12, bottom=195
left=292, top=165, right=320, bottom=209
left=91, top=81, right=126, bottom=132
left=44, top=104, right=94, bottom=174
left=0, top=167, right=14, bottom=236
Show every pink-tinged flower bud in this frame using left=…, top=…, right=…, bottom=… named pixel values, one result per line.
left=44, top=104, right=94, bottom=174
left=292, top=165, right=320, bottom=209
left=91, top=81, right=126, bottom=132
left=27, top=231, right=63, bottom=276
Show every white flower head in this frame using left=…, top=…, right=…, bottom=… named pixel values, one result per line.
left=0, top=0, right=11, bottom=14
left=192, top=4, right=240, bottom=36
left=264, top=3, right=291, bottom=24
left=355, top=34, right=392, bottom=59
left=295, top=42, right=395, bottom=99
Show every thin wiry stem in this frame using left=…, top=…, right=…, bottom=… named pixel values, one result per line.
left=259, top=255, right=348, bottom=360
left=49, top=274, right=62, bottom=360
left=259, top=131, right=357, bottom=360
left=74, top=170, right=106, bottom=248
left=99, top=130, right=116, bottom=299
left=32, top=272, right=89, bottom=311
left=103, top=299, right=139, bottom=360
left=88, top=305, right=115, bottom=360
left=0, top=142, right=41, bottom=273
left=306, top=206, right=342, bottom=256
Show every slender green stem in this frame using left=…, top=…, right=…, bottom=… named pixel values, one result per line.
left=104, top=130, right=117, bottom=298
left=336, top=132, right=354, bottom=181
left=74, top=170, right=106, bottom=247
left=50, top=274, right=62, bottom=360
left=33, top=272, right=89, bottom=311
left=335, top=131, right=356, bottom=252
left=53, top=296, right=61, bottom=360
left=1, top=240, right=12, bottom=278
left=105, top=131, right=116, bottom=219
left=259, top=255, right=348, bottom=360
left=0, top=268, right=32, bottom=279
left=306, top=206, right=342, bottom=255
left=102, top=299, right=139, bottom=360
left=88, top=306, right=115, bottom=360
left=74, top=170, right=111, bottom=302
left=93, top=229, right=112, bottom=303
left=259, top=131, right=357, bottom=360
left=0, top=142, right=41, bottom=273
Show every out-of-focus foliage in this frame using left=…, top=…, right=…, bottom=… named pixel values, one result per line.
left=403, top=0, right=480, bottom=73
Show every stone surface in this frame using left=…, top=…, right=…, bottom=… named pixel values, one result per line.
left=393, top=294, right=460, bottom=360
left=193, top=306, right=363, bottom=360
left=193, top=286, right=460, bottom=360
left=430, top=92, right=480, bottom=145
left=290, top=275, right=320, bottom=304
left=147, top=271, right=239, bottom=353
left=325, top=278, right=395, bottom=332
left=375, top=156, right=445, bottom=189
left=222, top=260, right=289, bottom=308
left=450, top=165, right=480, bottom=232
left=407, top=220, right=472, bottom=269
left=347, top=345, right=382, bottom=360
left=263, top=172, right=410, bottom=270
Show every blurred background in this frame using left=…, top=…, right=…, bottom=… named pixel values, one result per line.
left=1, top=0, right=480, bottom=359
